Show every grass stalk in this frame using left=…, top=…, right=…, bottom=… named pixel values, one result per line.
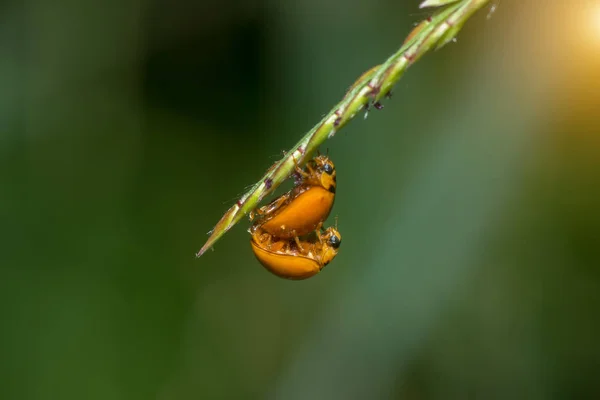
left=197, top=0, right=491, bottom=257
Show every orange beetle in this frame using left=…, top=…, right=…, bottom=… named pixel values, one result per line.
left=250, top=155, right=336, bottom=239
left=250, top=227, right=342, bottom=280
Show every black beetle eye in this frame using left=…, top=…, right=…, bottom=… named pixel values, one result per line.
left=323, top=163, right=334, bottom=175
left=328, top=235, right=341, bottom=249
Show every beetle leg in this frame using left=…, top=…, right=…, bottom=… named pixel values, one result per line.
left=268, top=194, right=289, bottom=211
left=252, top=230, right=268, bottom=247
left=251, top=204, right=269, bottom=217
left=315, top=228, right=325, bottom=244
left=279, top=239, right=291, bottom=253
left=316, top=243, right=328, bottom=266
left=259, top=232, right=272, bottom=248
left=315, top=222, right=324, bottom=234
left=249, top=207, right=268, bottom=221
left=304, top=162, right=316, bottom=177
left=292, top=153, right=310, bottom=179
left=295, top=164, right=309, bottom=177
left=260, top=231, right=276, bottom=249
left=293, top=233, right=304, bottom=252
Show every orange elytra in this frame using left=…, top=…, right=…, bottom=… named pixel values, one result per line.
left=250, top=227, right=342, bottom=280
left=249, top=155, right=336, bottom=239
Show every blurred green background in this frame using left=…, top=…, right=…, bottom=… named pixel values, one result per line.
left=2, top=0, right=600, bottom=398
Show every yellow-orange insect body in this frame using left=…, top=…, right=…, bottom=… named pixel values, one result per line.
left=250, top=155, right=336, bottom=239
left=250, top=227, right=342, bottom=280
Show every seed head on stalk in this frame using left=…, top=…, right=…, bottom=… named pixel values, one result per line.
left=196, top=0, right=491, bottom=258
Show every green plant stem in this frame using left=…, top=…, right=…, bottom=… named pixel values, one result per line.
left=197, top=0, right=490, bottom=257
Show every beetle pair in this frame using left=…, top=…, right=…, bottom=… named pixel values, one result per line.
left=249, top=155, right=341, bottom=280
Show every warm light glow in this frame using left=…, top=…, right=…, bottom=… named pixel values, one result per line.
left=593, top=3, right=600, bottom=40
left=571, top=2, right=600, bottom=53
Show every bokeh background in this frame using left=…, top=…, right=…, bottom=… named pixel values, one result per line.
left=2, top=0, right=600, bottom=398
